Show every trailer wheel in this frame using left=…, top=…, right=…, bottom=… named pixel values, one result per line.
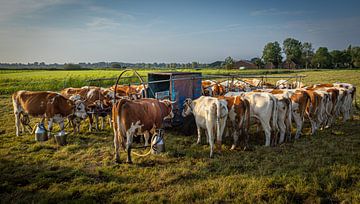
left=181, top=115, right=196, bottom=136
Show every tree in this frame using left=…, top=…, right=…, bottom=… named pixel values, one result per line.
left=64, top=63, right=82, bottom=70
left=283, top=38, right=302, bottom=65
left=312, top=47, right=332, bottom=68
left=301, top=42, right=314, bottom=69
left=224, top=56, right=234, bottom=69
left=191, top=62, right=199, bottom=69
left=111, top=63, right=122, bottom=68
left=251, top=57, right=264, bottom=69
left=262, top=41, right=282, bottom=68
left=350, top=46, right=360, bottom=68
left=330, top=50, right=343, bottom=68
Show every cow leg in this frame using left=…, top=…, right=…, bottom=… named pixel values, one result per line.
left=95, top=114, right=99, bottom=131
left=59, top=120, right=65, bottom=132
left=144, top=131, right=150, bottom=147
left=278, top=119, right=286, bottom=144
left=309, top=118, right=317, bottom=135
left=14, top=112, right=21, bottom=136
left=260, top=120, right=271, bottom=146
left=206, top=124, right=215, bottom=158
left=48, top=118, right=54, bottom=137
left=217, top=117, right=227, bottom=153
left=285, top=115, right=292, bottom=142
left=231, top=124, right=238, bottom=150
left=88, top=114, right=93, bottom=132
left=126, top=132, right=133, bottom=164
left=101, top=117, right=105, bottom=130
left=293, top=112, right=303, bottom=139
left=108, top=117, right=113, bottom=128
left=113, top=128, right=120, bottom=163
left=196, top=127, right=202, bottom=144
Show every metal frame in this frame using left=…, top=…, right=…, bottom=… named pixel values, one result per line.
left=88, top=72, right=306, bottom=95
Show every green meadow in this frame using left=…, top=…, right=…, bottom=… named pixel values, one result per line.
left=0, top=69, right=359, bottom=203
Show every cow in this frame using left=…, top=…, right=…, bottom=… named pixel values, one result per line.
left=110, top=85, right=142, bottom=100
left=333, top=82, right=358, bottom=120
left=85, top=88, right=113, bottom=131
left=303, top=88, right=327, bottom=135
left=217, top=96, right=251, bottom=150
left=182, top=96, right=228, bottom=158
left=284, top=89, right=311, bottom=139
left=219, top=80, right=252, bottom=92
left=12, top=91, right=87, bottom=137
left=225, top=92, right=278, bottom=147
left=202, top=80, right=226, bottom=96
left=112, top=98, right=174, bottom=163
left=276, top=80, right=291, bottom=89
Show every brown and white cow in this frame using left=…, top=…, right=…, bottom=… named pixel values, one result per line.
left=217, top=96, right=251, bottom=150
left=12, top=91, right=87, bottom=137
left=202, top=80, right=226, bottom=96
left=225, top=92, right=278, bottom=147
left=110, top=85, right=143, bottom=100
left=303, top=88, right=327, bottom=135
left=112, top=98, right=174, bottom=163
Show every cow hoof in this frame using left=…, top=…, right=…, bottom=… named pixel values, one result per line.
left=126, top=160, right=133, bottom=164
left=230, top=145, right=237, bottom=150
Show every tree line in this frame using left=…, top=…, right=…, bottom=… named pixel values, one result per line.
left=255, top=39, right=359, bottom=69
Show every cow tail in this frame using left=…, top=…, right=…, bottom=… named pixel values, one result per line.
left=285, top=98, right=292, bottom=134
left=114, top=99, right=127, bottom=150
left=271, top=96, right=278, bottom=132
left=216, top=100, right=222, bottom=143
left=243, top=98, right=251, bottom=144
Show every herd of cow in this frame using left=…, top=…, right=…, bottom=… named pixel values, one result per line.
left=11, top=78, right=357, bottom=163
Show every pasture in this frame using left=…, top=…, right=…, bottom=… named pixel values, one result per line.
left=0, top=69, right=360, bottom=203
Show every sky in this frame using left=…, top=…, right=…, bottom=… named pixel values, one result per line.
left=0, top=0, right=359, bottom=64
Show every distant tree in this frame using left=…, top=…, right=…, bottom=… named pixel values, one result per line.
left=251, top=57, right=264, bottom=69
left=342, top=49, right=352, bottom=68
left=283, top=38, right=302, bottom=65
left=262, top=41, right=282, bottom=68
left=350, top=46, right=360, bottom=68
left=191, top=62, right=199, bottom=69
left=111, top=63, right=122, bottom=68
left=301, top=42, right=314, bottom=69
left=64, top=63, right=82, bottom=70
left=224, top=56, right=235, bottom=69
left=330, top=50, right=344, bottom=68
left=312, top=47, right=332, bottom=68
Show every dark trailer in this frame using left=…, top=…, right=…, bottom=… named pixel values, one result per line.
left=147, top=72, right=202, bottom=127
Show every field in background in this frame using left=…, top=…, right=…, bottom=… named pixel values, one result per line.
left=0, top=69, right=359, bottom=203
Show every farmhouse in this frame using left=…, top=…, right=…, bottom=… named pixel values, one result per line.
left=233, top=60, right=257, bottom=69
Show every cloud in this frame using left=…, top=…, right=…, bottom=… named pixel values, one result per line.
left=86, top=17, right=122, bottom=30
left=0, top=0, right=70, bottom=22
left=250, top=8, right=307, bottom=16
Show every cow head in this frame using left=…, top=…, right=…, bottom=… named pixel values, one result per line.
left=160, top=99, right=175, bottom=120
left=182, top=98, right=193, bottom=117
left=73, top=100, right=87, bottom=119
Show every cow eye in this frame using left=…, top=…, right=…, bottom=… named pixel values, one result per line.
left=77, top=107, right=81, bottom=110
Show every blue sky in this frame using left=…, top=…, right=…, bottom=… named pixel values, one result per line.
left=0, top=0, right=359, bottom=63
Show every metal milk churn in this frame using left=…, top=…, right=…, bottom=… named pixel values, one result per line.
left=55, top=130, right=67, bottom=146
left=34, top=122, right=48, bottom=141
left=151, top=129, right=165, bottom=154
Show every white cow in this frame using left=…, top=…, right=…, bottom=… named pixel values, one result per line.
left=225, top=92, right=278, bottom=146
left=182, top=96, right=228, bottom=158
left=333, top=82, right=357, bottom=121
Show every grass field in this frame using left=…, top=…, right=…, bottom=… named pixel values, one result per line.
left=0, top=69, right=360, bottom=203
